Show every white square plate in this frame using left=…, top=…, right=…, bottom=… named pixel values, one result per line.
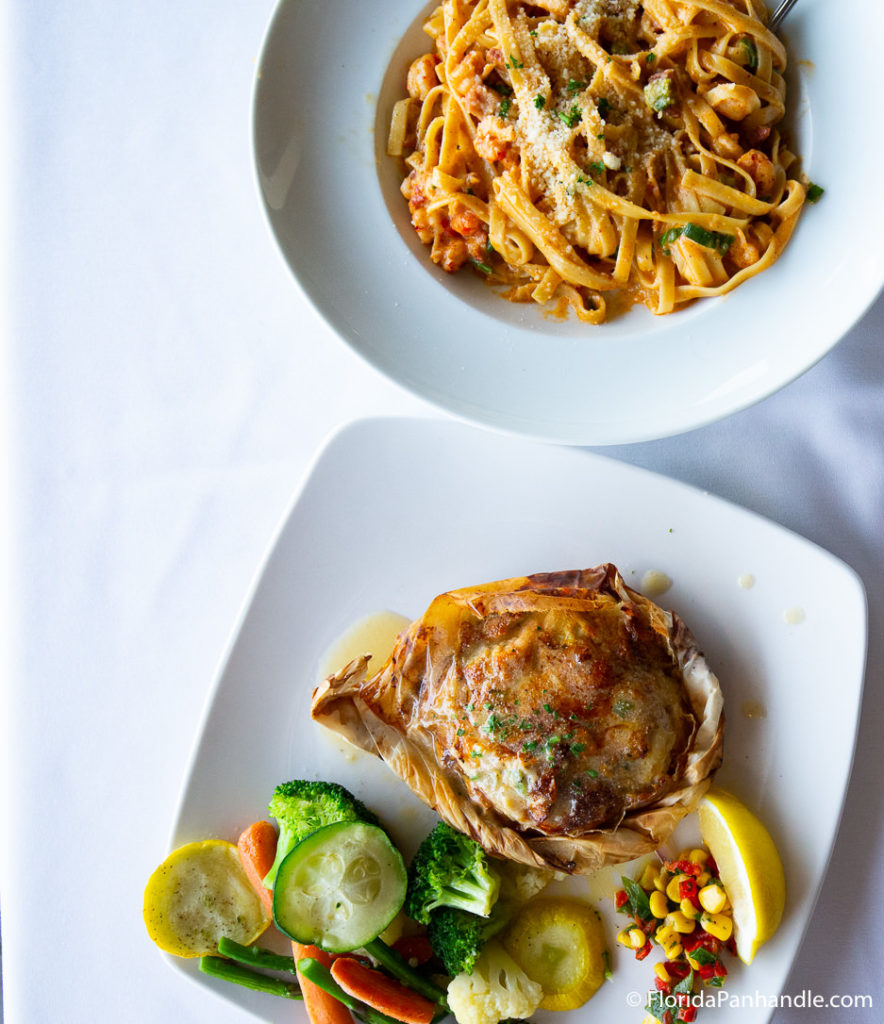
left=169, top=417, right=866, bottom=1022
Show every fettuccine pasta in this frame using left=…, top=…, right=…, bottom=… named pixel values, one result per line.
left=387, top=0, right=812, bottom=323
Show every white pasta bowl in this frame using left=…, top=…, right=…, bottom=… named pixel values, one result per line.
left=252, top=0, right=884, bottom=444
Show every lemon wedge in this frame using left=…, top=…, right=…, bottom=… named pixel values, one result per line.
left=698, top=788, right=785, bottom=964
left=143, top=840, right=271, bottom=957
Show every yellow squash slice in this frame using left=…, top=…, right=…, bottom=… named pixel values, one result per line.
left=502, top=897, right=608, bottom=1010
left=143, top=839, right=271, bottom=957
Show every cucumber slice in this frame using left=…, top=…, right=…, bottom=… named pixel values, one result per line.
left=273, top=820, right=406, bottom=952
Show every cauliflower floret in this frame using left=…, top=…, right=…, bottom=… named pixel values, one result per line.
left=496, top=861, right=559, bottom=906
left=447, top=941, right=544, bottom=1024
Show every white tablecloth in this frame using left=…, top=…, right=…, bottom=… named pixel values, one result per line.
left=4, top=1, right=883, bottom=1021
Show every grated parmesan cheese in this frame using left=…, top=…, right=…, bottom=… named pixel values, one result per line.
left=507, top=2, right=673, bottom=240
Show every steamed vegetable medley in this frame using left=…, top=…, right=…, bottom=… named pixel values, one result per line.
left=143, top=780, right=779, bottom=1024
left=143, top=779, right=610, bottom=1024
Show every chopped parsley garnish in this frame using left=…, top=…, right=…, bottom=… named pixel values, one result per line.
left=543, top=703, right=553, bottom=714
left=470, top=258, right=493, bottom=274
left=556, top=104, right=582, bottom=128
left=597, top=132, right=605, bottom=139
left=621, top=876, right=653, bottom=921
left=596, top=97, right=611, bottom=117
left=612, top=699, right=634, bottom=718
left=674, top=971, right=695, bottom=996
left=489, top=80, right=513, bottom=97
left=523, top=740, right=538, bottom=752
left=645, top=992, right=670, bottom=1021
left=470, top=750, right=482, bottom=759
left=498, top=98, right=511, bottom=118
left=566, top=78, right=587, bottom=94
left=690, top=947, right=718, bottom=966
left=586, top=768, right=599, bottom=778
left=506, top=55, right=524, bottom=69
left=588, top=160, right=605, bottom=175
left=456, top=728, right=465, bottom=736
left=483, top=714, right=503, bottom=734
left=571, top=742, right=587, bottom=754
left=534, top=94, right=546, bottom=110
left=806, top=182, right=825, bottom=203
left=646, top=52, right=656, bottom=63
left=575, top=174, right=594, bottom=186
left=659, top=222, right=734, bottom=255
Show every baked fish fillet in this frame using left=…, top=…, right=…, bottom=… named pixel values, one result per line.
left=312, top=565, right=724, bottom=874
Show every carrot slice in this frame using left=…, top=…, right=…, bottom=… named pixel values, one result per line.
left=293, top=943, right=354, bottom=1024
left=236, top=820, right=277, bottom=915
left=331, top=956, right=436, bottom=1024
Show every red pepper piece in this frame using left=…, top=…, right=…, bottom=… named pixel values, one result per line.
left=665, top=960, right=691, bottom=979
left=713, top=959, right=728, bottom=978
left=671, top=860, right=701, bottom=877
left=655, top=976, right=672, bottom=994
left=615, top=889, right=629, bottom=909
left=679, top=877, right=699, bottom=900
left=635, top=940, right=653, bottom=961
left=697, top=963, right=716, bottom=981
left=680, top=1007, right=698, bottom=1022
left=685, top=930, right=722, bottom=954
left=392, top=934, right=435, bottom=965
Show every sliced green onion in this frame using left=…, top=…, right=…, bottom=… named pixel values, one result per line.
left=659, top=222, right=734, bottom=255
left=643, top=76, right=674, bottom=112
left=739, top=37, right=759, bottom=71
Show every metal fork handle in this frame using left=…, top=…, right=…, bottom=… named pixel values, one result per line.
left=769, top=0, right=799, bottom=32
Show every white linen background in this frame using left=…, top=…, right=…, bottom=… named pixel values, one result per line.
left=3, top=1, right=882, bottom=1021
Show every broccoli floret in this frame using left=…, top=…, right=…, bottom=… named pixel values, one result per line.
left=263, top=779, right=378, bottom=890
left=405, top=823, right=501, bottom=925
left=427, top=905, right=510, bottom=976
left=427, top=859, right=556, bottom=977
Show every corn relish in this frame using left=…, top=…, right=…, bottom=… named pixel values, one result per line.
left=614, top=848, right=735, bottom=1023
